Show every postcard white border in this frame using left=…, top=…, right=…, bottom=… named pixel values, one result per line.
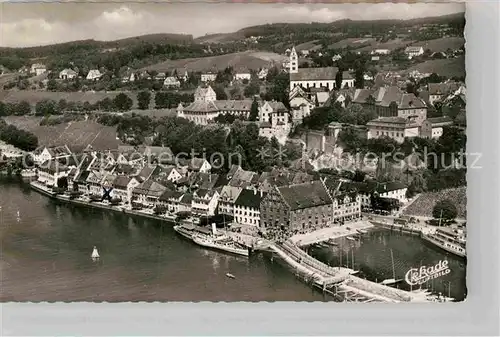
left=1, top=1, right=499, bottom=336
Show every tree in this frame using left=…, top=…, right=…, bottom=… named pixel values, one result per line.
left=113, top=93, right=133, bottom=111
left=16, top=101, right=32, bottom=115
left=354, top=69, right=364, bottom=89
left=432, top=199, right=458, bottom=222
left=35, top=99, right=60, bottom=116
left=137, top=90, right=151, bottom=110
left=249, top=99, right=259, bottom=121
left=352, top=170, right=366, bottom=182
left=338, top=126, right=366, bottom=154
left=47, top=79, right=58, bottom=91
left=243, top=82, right=260, bottom=97
left=335, top=70, right=343, bottom=89
left=212, top=85, right=228, bottom=100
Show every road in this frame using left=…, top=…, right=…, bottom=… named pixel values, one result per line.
left=362, top=213, right=466, bottom=225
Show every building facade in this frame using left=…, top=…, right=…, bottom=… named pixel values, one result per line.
left=289, top=47, right=354, bottom=91
left=366, top=117, right=420, bottom=143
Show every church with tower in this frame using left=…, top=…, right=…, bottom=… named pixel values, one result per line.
left=288, top=47, right=355, bottom=92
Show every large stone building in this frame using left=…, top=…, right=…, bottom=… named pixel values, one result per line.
left=289, top=47, right=354, bottom=91
left=177, top=86, right=252, bottom=125
left=258, top=100, right=291, bottom=144
left=259, top=180, right=361, bottom=233
left=366, top=117, right=420, bottom=143
left=353, top=86, right=428, bottom=126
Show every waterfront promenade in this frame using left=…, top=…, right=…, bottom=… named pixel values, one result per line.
left=290, top=221, right=374, bottom=247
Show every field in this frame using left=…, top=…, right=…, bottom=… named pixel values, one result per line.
left=294, top=40, right=322, bottom=52
left=140, top=51, right=287, bottom=73
left=406, top=56, right=465, bottom=78
left=409, top=37, right=465, bottom=53
left=356, top=38, right=415, bottom=52
left=402, top=187, right=467, bottom=219
left=329, top=36, right=463, bottom=54
left=194, top=33, right=243, bottom=44
left=0, top=90, right=139, bottom=108
left=3, top=116, right=123, bottom=151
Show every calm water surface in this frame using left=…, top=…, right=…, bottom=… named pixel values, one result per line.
left=0, top=178, right=466, bottom=302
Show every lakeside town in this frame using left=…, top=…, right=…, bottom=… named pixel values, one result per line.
left=1, top=4, right=466, bottom=303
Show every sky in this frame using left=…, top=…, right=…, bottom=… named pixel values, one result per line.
left=0, top=2, right=465, bottom=48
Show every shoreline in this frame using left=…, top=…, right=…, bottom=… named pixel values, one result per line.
left=26, top=181, right=456, bottom=302
left=29, top=181, right=178, bottom=224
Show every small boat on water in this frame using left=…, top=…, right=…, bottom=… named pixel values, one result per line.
left=357, top=229, right=368, bottom=234
left=226, top=273, right=236, bottom=279
left=346, top=236, right=356, bottom=241
left=91, top=246, right=100, bottom=260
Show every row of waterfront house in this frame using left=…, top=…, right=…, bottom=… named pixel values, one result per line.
left=31, top=144, right=408, bottom=236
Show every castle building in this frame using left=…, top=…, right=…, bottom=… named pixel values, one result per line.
left=177, top=86, right=252, bottom=125
left=288, top=47, right=354, bottom=92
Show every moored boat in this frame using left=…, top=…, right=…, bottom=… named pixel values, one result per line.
left=191, top=233, right=249, bottom=257
left=173, top=223, right=212, bottom=240
left=346, top=236, right=356, bottom=241
left=421, top=227, right=466, bottom=258
left=357, top=229, right=368, bottom=234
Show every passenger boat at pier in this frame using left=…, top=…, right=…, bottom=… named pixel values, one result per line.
left=191, top=233, right=249, bottom=257
left=421, top=227, right=466, bottom=258
left=173, top=223, right=209, bottom=240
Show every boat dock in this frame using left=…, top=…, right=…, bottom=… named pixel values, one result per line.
left=370, top=221, right=426, bottom=236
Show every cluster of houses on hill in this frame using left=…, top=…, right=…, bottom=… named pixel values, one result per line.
left=22, top=63, right=270, bottom=89
left=285, top=46, right=465, bottom=144
left=31, top=144, right=409, bottom=234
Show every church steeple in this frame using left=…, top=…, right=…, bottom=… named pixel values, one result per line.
left=289, top=46, right=298, bottom=74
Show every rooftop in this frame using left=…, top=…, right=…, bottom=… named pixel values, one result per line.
left=278, top=180, right=332, bottom=211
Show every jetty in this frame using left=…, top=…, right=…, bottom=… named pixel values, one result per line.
left=270, top=239, right=435, bottom=303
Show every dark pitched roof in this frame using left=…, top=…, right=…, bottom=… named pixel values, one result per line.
left=234, top=189, right=265, bottom=209
left=180, top=193, right=193, bottom=204
left=137, top=165, right=159, bottom=181
left=278, top=180, right=332, bottom=211
left=191, top=172, right=219, bottom=190
left=143, top=146, right=173, bottom=159
left=133, top=180, right=167, bottom=197
left=74, top=170, right=90, bottom=183
left=159, top=189, right=183, bottom=201
left=115, top=163, right=135, bottom=175
left=290, top=67, right=339, bottom=81
left=113, top=176, right=133, bottom=189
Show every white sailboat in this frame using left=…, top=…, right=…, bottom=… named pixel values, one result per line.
left=91, top=246, right=100, bottom=261
left=381, top=249, right=403, bottom=285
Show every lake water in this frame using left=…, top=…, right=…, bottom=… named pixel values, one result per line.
left=0, top=178, right=466, bottom=302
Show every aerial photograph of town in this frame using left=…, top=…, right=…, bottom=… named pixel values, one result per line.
left=0, top=2, right=467, bottom=303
